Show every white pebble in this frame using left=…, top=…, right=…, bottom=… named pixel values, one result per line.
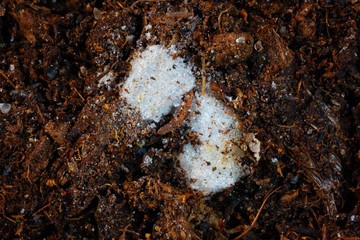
left=236, top=36, right=245, bottom=44
left=249, top=138, right=261, bottom=154
left=143, top=155, right=153, bottom=166
left=0, top=103, right=11, bottom=114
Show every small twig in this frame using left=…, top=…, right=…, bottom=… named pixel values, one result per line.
left=218, top=7, right=230, bottom=32
left=34, top=103, right=46, bottom=124
left=201, top=56, right=206, bottom=96
left=157, top=89, right=193, bottom=135
left=167, top=32, right=178, bottom=48
left=66, top=79, right=85, bottom=102
left=110, top=60, right=120, bottom=70
left=26, top=164, right=33, bottom=184
left=117, top=1, right=125, bottom=9
left=93, top=60, right=119, bottom=84
left=10, top=154, right=26, bottom=166
left=0, top=193, right=17, bottom=224
left=119, top=224, right=139, bottom=235
left=322, top=223, right=327, bottom=240
left=32, top=203, right=51, bottom=216
left=28, top=3, right=51, bottom=12
left=0, top=192, right=6, bottom=214
left=119, top=30, right=129, bottom=48
left=119, top=224, right=139, bottom=239
left=72, top=85, right=85, bottom=102
left=0, top=69, right=18, bottom=89
left=161, top=12, right=193, bottom=19
left=3, top=214, right=16, bottom=223
left=44, top=211, right=54, bottom=223
left=233, top=186, right=282, bottom=240
left=325, top=10, right=330, bottom=39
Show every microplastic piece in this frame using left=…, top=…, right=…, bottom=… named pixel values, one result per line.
left=0, top=103, right=11, bottom=114
left=122, top=45, right=196, bottom=122
left=178, top=93, right=249, bottom=194
left=122, top=45, right=256, bottom=194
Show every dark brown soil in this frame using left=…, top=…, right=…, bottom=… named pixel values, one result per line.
left=1, top=0, right=359, bottom=239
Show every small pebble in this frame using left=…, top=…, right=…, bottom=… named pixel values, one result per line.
left=46, top=65, right=58, bottom=80
left=0, top=103, right=11, bottom=114
left=236, top=36, right=245, bottom=44
left=291, top=175, right=299, bottom=184
left=3, top=165, right=11, bottom=176
left=93, top=7, right=102, bottom=20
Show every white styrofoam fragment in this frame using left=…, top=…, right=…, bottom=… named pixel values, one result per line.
left=122, top=45, right=196, bottom=122
left=178, top=93, right=248, bottom=194
left=188, top=93, right=241, bottom=145
left=121, top=44, right=258, bottom=194
left=249, top=138, right=261, bottom=154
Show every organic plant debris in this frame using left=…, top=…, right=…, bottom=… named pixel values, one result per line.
left=0, top=0, right=360, bottom=239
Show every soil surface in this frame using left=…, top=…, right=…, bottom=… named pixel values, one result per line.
left=1, top=0, right=360, bottom=239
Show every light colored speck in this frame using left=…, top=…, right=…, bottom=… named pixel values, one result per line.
left=93, top=7, right=102, bottom=20
left=98, top=69, right=115, bottom=90
left=143, top=155, right=153, bottom=166
left=0, top=103, right=11, bottom=114
left=248, top=135, right=261, bottom=154
left=225, top=95, right=233, bottom=101
left=254, top=41, right=264, bottom=51
left=9, top=64, right=15, bottom=71
left=280, top=26, right=287, bottom=33
left=236, top=36, right=246, bottom=44
left=79, top=66, right=86, bottom=73
left=271, top=81, right=276, bottom=88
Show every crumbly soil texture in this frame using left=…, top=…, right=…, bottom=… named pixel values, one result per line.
left=0, top=0, right=359, bottom=239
